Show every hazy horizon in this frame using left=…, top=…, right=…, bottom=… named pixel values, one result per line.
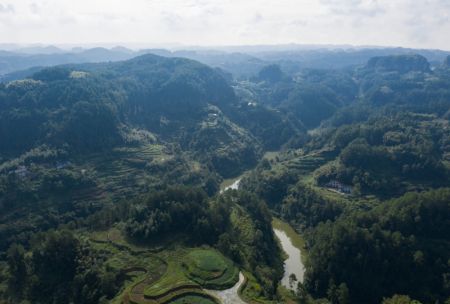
left=1, top=42, right=449, bottom=54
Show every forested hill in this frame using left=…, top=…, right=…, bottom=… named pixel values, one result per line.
left=0, top=54, right=250, bottom=155
left=239, top=54, right=450, bottom=304
left=0, top=53, right=302, bottom=254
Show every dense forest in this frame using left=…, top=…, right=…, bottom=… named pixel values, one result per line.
left=1, top=50, right=450, bottom=304
left=240, top=54, right=450, bottom=303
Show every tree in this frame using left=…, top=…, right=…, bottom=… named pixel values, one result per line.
left=6, top=244, right=27, bottom=296
left=289, top=273, right=298, bottom=288
left=336, top=283, right=350, bottom=304
left=28, top=230, right=80, bottom=302
left=382, top=295, right=422, bottom=304
left=297, top=282, right=308, bottom=303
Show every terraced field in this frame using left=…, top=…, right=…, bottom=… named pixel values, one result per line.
left=90, top=229, right=240, bottom=304
left=138, top=248, right=237, bottom=303
left=95, top=145, right=169, bottom=196
left=143, top=250, right=198, bottom=301
left=87, top=238, right=167, bottom=304
left=71, top=144, right=171, bottom=202
left=284, top=154, right=329, bottom=173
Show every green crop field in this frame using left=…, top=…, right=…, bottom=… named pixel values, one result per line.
left=182, top=249, right=239, bottom=289
left=185, top=249, right=227, bottom=279
left=143, top=255, right=196, bottom=299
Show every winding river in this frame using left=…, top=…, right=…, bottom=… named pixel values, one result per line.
left=272, top=218, right=306, bottom=291
left=219, top=173, right=306, bottom=295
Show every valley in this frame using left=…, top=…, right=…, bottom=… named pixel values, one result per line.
left=0, top=49, right=449, bottom=304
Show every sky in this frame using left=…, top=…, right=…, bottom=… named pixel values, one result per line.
left=1, top=0, right=450, bottom=50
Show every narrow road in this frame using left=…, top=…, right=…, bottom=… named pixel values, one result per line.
left=205, top=272, right=246, bottom=304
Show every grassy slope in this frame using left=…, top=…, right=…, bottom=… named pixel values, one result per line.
left=183, top=249, right=239, bottom=289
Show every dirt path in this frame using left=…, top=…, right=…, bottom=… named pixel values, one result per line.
left=205, top=272, right=246, bottom=304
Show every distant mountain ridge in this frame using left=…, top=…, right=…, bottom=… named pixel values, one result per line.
left=1, top=45, right=450, bottom=80
left=0, top=47, right=136, bottom=76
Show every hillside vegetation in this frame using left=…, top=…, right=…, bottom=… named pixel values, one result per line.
left=240, top=54, right=450, bottom=304
left=1, top=52, right=450, bottom=304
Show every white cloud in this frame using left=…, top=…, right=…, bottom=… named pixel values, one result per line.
left=0, top=0, right=449, bottom=50
left=320, top=0, right=385, bottom=17
left=0, top=3, right=14, bottom=13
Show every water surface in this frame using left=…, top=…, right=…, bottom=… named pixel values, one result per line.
left=272, top=218, right=306, bottom=290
